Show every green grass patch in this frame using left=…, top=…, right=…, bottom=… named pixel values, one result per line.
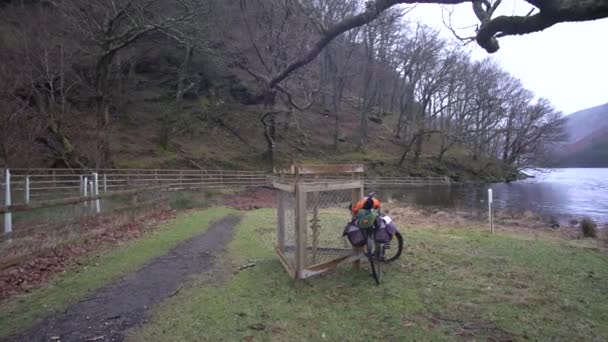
left=0, top=207, right=237, bottom=339
left=129, top=209, right=608, bottom=341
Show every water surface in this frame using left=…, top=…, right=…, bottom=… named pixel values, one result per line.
left=371, top=168, right=608, bottom=225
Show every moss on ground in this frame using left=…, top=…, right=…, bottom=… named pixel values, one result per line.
left=128, top=209, right=608, bottom=341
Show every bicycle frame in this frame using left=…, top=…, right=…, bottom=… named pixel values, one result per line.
left=361, top=227, right=385, bottom=285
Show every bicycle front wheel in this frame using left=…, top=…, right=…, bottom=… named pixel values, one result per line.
left=366, top=238, right=380, bottom=285
left=374, top=242, right=384, bottom=283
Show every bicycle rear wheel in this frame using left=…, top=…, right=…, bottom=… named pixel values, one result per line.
left=384, top=231, right=404, bottom=263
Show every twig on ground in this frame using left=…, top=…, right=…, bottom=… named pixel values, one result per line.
left=238, top=263, right=256, bottom=271
left=79, top=297, right=98, bottom=303
left=169, top=285, right=183, bottom=297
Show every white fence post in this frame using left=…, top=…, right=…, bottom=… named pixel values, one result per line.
left=488, top=188, right=494, bottom=233
left=83, top=176, right=88, bottom=208
left=4, top=169, right=12, bottom=235
left=25, top=175, right=30, bottom=205
left=93, top=173, right=101, bottom=214
left=80, top=175, right=84, bottom=197
left=89, top=181, right=94, bottom=213
left=103, top=174, right=107, bottom=193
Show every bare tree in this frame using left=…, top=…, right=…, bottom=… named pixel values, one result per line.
left=501, top=98, right=565, bottom=167
left=253, top=0, right=608, bottom=99
left=56, top=0, right=202, bottom=166
left=1, top=4, right=88, bottom=168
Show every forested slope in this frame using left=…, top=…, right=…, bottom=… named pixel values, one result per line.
left=0, top=0, right=567, bottom=181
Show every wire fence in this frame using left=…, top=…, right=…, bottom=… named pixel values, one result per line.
left=0, top=168, right=270, bottom=206
left=0, top=168, right=271, bottom=245
left=0, top=167, right=453, bottom=239
left=364, top=176, right=449, bottom=187
left=8, top=187, right=164, bottom=231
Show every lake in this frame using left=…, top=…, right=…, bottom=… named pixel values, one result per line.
left=371, top=168, right=608, bottom=226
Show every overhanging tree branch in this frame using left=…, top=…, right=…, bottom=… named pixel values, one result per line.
left=268, top=0, right=470, bottom=89
left=240, top=0, right=608, bottom=103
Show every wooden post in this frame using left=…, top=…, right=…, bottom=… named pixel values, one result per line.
left=4, top=169, right=12, bottom=235
left=52, top=170, right=57, bottom=188
left=351, top=172, right=364, bottom=206
left=25, top=175, right=30, bottom=205
left=295, top=183, right=307, bottom=280
left=277, top=190, right=286, bottom=251
left=129, top=194, right=138, bottom=222
left=488, top=188, right=494, bottom=233
left=311, top=191, right=320, bottom=264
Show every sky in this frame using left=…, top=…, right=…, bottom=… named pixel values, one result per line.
left=406, top=1, right=608, bottom=115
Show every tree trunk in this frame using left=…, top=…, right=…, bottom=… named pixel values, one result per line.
left=159, top=45, right=194, bottom=149
left=44, top=117, right=86, bottom=170
left=332, top=79, right=344, bottom=150
left=413, top=100, right=429, bottom=165
left=261, top=91, right=277, bottom=169
left=176, top=45, right=194, bottom=110
left=502, top=111, right=514, bottom=162
left=94, top=50, right=117, bottom=168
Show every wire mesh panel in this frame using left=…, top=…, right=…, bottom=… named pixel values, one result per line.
left=305, top=189, right=353, bottom=266
left=277, top=189, right=296, bottom=274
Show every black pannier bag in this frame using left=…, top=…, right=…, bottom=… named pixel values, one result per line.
left=343, top=221, right=365, bottom=247
left=374, top=218, right=391, bottom=243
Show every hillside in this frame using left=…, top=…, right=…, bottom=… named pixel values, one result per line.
left=554, top=103, right=608, bottom=167
left=110, top=79, right=518, bottom=182
left=0, top=1, right=562, bottom=182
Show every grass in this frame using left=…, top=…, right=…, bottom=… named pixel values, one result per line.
left=128, top=209, right=608, bottom=341
left=581, top=217, right=599, bottom=238
left=0, top=207, right=237, bottom=339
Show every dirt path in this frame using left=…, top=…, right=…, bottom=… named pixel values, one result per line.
left=14, top=215, right=241, bottom=342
